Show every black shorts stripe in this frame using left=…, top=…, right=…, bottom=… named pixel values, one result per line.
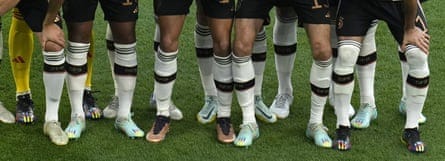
left=196, top=48, right=213, bottom=58
left=114, top=64, right=137, bottom=76
left=332, top=72, right=354, bottom=85
left=251, top=52, right=266, bottom=62
left=274, top=44, right=297, bottom=56
left=154, top=72, right=176, bottom=84
left=310, top=83, right=329, bottom=97
left=234, top=79, right=255, bottom=91
left=215, top=80, right=234, bottom=92
left=65, top=63, right=87, bottom=75
left=407, top=75, right=429, bottom=88
left=356, top=52, right=377, bottom=65
left=44, top=63, right=65, bottom=73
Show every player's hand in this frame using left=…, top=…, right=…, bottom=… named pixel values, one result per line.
left=402, top=27, right=430, bottom=54
left=40, top=23, right=65, bottom=50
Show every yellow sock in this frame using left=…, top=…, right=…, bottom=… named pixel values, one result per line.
left=85, top=32, right=95, bottom=90
left=9, top=11, right=34, bottom=95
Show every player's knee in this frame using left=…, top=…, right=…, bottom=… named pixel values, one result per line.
left=334, top=42, right=361, bottom=75
left=312, top=45, right=332, bottom=61
left=233, top=40, right=253, bottom=57
left=160, top=37, right=179, bottom=52
left=213, top=40, right=231, bottom=55
left=406, top=47, right=429, bottom=78
left=44, top=41, right=64, bottom=52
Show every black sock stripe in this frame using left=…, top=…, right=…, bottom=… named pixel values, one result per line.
left=66, top=63, right=87, bottom=75
left=44, top=63, right=65, bottom=73
left=407, top=75, right=429, bottom=88
left=196, top=48, right=213, bottom=58
left=154, top=72, right=176, bottom=84
left=356, top=52, right=377, bottom=65
left=332, top=72, right=354, bottom=84
left=251, top=52, right=266, bottom=62
left=234, top=79, right=255, bottom=91
left=114, top=64, right=137, bottom=76
left=274, top=44, right=297, bottom=56
left=310, top=83, right=329, bottom=96
left=215, top=80, right=234, bottom=92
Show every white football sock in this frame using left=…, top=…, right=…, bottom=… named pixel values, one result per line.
left=195, top=23, right=216, bottom=96
left=214, top=55, right=232, bottom=118
left=154, top=48, right=177, bottom=117
left=233, top=54, right=256, bottom=125
left=43, top=49, right=66, bottom=122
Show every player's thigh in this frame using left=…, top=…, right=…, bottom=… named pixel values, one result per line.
left=99, top=0, right=138, bottom=22
left=336, top=0, right=374, bottom=39
left=201, top=0, right=234, bottom=19
left=304, top=24, right=332, bottom=60
left=154, top=0, right=193, bottom=16
left=15, top=0, right=47, bottom=32
left=233, top=18, right=264, bottom=57
left=63, top=0, right=98, bottom=23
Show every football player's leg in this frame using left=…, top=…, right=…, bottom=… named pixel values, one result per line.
left=195, top=6, right=218, bottom=123
left=82, top=32, right=102, bottom=119
left=41, top=34, right=68, bottom=145
left=207, top=14, right=234, bottom=143
left=270, top=7, right=297, bottom=119
left=252, top=27, right=276, bottom=123
left=233, top=18, right=262, bottom=147
left=333, top=38, right=361, bottom=128
left=103, top=24, right=120, bottom=119
left=0, top=19, right=15, bottom=124
left=9, top=11, right=35, bottom=124
left=147, top=12, right=188, bottom=142
left=64, top=21, right=93, bottom=138
left=305, top=23, right=333, bottom=148
left=0, top=17, right=3, bottom=62
left=0, top=18, right=14, bottom=123
left=351, top=21, right=378, bottom=129
left=109, top=21, right=143, bottom=138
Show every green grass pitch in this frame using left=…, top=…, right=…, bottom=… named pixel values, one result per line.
left=0, top=1, right=444, bottom=160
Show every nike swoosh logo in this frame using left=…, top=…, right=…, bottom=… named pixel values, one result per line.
left=256, top=106, right=273, bottom=119
left=202, top=106, right=215, bottom=120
